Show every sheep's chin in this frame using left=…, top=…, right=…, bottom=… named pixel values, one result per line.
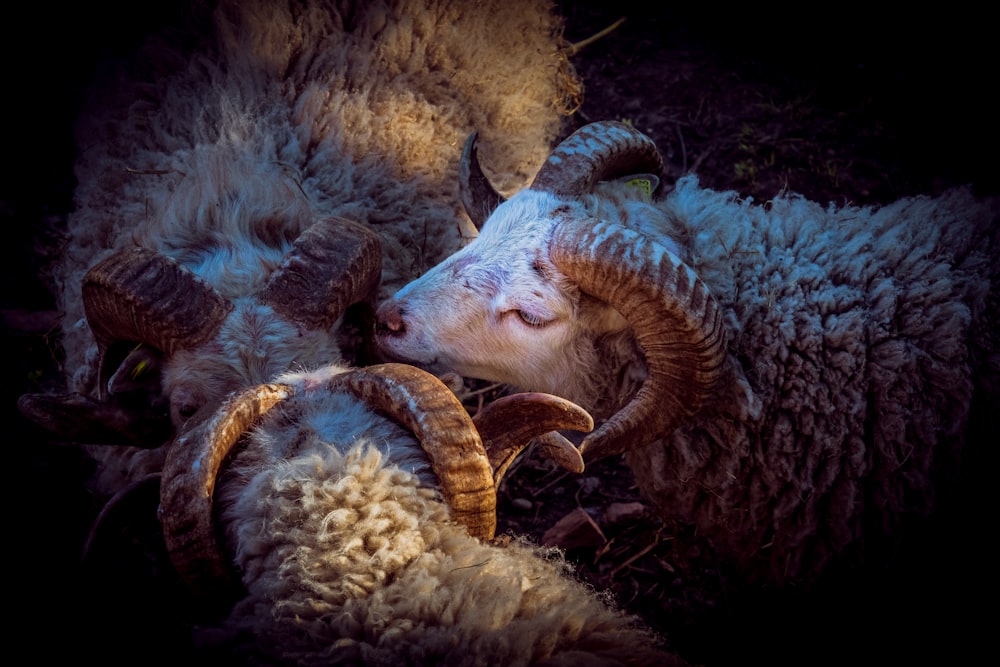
left=371, top=334, right=425, bottom=361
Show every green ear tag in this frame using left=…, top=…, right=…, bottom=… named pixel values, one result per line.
left=130, top=359, right=149, bottom=380
left=621, top=173, right=659, bottom=198
left=626, top=177, right=653, bottom=196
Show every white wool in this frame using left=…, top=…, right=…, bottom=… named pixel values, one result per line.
left=626, top=175, right=997, bottom=584
left=376, top=149, right=999, bottom=587
left=42, top=0, right=575, bottom=497
left=202, top=382, right=681, bottom=665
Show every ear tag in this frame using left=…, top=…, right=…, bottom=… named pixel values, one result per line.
left=131, top=359, right=150, bottom=380
left=623, top=173, right=659, bottom=197
left=129, top=344, right=149, bottom=380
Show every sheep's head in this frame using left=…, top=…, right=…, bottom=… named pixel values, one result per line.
left=18, top=216, right=381, bottom=448
left=158, top=362, right=593, bottom=602
left=376, top=121, right=727, bottom=462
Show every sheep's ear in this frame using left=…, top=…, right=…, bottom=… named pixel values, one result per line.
left=17, top=390, right=173, bottom=448
left=20, top=334, right=171, bottom=449
left=606, top=173, right=661, bottom=199
left=459, top=131, right=507, bottom=230
left=107, top=344, right=164, bottom=395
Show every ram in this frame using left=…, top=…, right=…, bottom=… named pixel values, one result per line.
left=375, top=119, right=999, bottom=586
left=18, top=0, right=576, bottom=498
left=147, top=361, right=681, bottom=665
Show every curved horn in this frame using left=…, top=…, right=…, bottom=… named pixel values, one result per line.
left=83, top=247, right=234, bottom=398
left=549, top=220, right=727, bottom=462
left=160, top=382, right=292, bottom=601
left=530, top=120, right=666, bottom=197
left=160, top=363, right=499, bottom=599
left=324, top=363, right=497, bottom=539
left=459, top=132, right=507, bottom=230
left=472, top=392, right=592, bottom=489
left=260, top=216, right=382, bottom=330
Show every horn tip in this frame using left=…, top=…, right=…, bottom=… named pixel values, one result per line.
left=578, top=431, right=626, bottom=463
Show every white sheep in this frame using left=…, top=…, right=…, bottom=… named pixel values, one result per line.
left=19, top=0, right=577, bottom=498
left=155, top=361, right=681, bottom=666
left=375, top=120, right=1000, bottom=586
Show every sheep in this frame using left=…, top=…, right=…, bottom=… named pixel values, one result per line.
left=18, top=0, right=578, bottom=499
left=374, top=119, right=1000, bottom=587
left=151, top=360, right=682, bottom=666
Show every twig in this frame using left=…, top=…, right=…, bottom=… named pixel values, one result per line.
left=529, top=468, right=572, bottom=497
left=462, top=382, right=506, bottom=399
left=562, top=17, right=626, bottom=57
left=675, top=124, right=688, bottom=174
left=609, top=528, right=666, bottom=578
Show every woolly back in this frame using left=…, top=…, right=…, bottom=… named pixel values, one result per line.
left=56, top=0, right=575, bottom=392
left=627, top=175, right=999, bottom=585
left=218, top=441, right=680, bottom=665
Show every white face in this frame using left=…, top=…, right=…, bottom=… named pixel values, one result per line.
left=374, top=192, right=592, bottom=392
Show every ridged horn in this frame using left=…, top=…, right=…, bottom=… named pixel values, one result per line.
left=458, top=132, right=507, bottom=230
left=530, top=120, right=666, bottom=197
left=472, top=392, right=593, bottom=489
left=160, top=382, right=292, bottom=602
left=260, top=216, right=382, bottom=330
left=83, top=247, right=234, bottom=398
left=159, top=363, right=499, bottom=600
left=323, top=363, right=497, bottom=539
left=549, top=220, right=727, bottom=462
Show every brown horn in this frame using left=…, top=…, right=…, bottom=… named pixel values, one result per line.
left=324, top=363, right=497, bottom=540
left=549, top=220, right=727, bottom=462
left=530, top=120, right=666, bottom=197
left=160, top=382, right=292, bottom=601
left=260, top=216, right=382, bottom=331
left=159, top=363, right=499, bottom=599
left=459, top=132, right=507, bottom=230
left=83, top=247, right=234, bottom=398
left=533, top=432, right=588, bottom=475
left=472, top=392, right=592, bottom=489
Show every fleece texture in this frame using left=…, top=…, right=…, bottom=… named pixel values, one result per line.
left=46, top=0, right=574, bottom=495
left=625, top=175, right=999, bottom=584
left=204, top=386, right=681, bottom=666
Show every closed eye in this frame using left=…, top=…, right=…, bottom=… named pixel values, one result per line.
left=516, top=309, right=549, bottom=327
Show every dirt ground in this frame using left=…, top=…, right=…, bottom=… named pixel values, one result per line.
left=3, top=2, right=995, bottom=665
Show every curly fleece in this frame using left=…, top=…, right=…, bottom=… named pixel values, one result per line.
left=207, top=390, right=680, bottom=665
left=626, top=176, right=999, bottom=584
left=47, top=0, right=574, bottom=496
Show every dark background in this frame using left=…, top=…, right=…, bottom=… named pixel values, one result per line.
left=3, top=2, right=995, bottom=664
